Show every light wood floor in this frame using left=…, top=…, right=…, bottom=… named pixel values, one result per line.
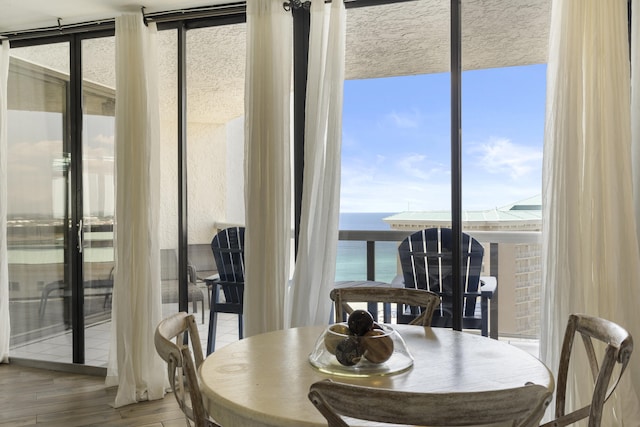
left=0, top=364, right=187, bottom=427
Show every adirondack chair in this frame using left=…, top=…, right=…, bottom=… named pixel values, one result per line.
left=206, top=226, right=245, bottom=354
left=396, top=228, right=496, bottom=337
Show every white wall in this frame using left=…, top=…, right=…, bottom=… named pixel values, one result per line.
left=159, top=117, right=244, bottom=249
left=187, top=122, right=227, bottom=244
left=225, top=115, right=245, bottom=225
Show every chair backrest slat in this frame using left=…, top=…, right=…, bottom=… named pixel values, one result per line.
left=211, top=227, right=245, bottom=303
left=398, top=227, right=484, bottom=324
left=309, top=379, right=552, bottom=427
left=154, top=312, right=219, bottom=427
left=330, top=287, right=440, bottom=326
left=549, top=313, right=633, bottom=427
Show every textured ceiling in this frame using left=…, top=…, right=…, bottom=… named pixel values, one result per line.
left=0, top=0, right=232, bottom=33
left=3, top=0, right=551, bottom=125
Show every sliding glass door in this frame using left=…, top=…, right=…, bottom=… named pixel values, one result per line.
left=7, top=43, right=73, bottom=360
left=81, top=35, right=116, bottom=366
left=7, top=35, right=118, bottom=365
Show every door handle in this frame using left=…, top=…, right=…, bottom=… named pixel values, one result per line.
left=78, top=219, right=83, bottom=253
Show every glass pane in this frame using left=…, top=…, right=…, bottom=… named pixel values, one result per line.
left=82, top=36, right=116, bottom=367
left=186, top=22, right=246, bottom=350
left=7, top=43, right=71, bottom=361
left=461, top=2, right=548, bottom=340
left=157, top=29, right=180, bottom=319
left=339, top=2, right=451, bottom=287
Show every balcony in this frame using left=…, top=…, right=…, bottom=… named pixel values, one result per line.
left=337, top=229, right=543, bottom=339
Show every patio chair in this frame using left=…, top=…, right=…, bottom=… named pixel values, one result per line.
left=161, top=249, right=206, bottom=323
left=309, top=379, right=551, bottom=427
left=329, top=287, right=440, bottom=326
left=395, top=227, right=496, bottom=337
left=188, top=243, right=218, bottom=284
left=154, top=312, right=220, bottom=427
left=207, top=226, right=245, bottom=354
left=541, top=313, right=634, bottom=427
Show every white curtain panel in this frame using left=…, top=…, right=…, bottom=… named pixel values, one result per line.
left=288, top=0, right=345, bottom=327
left=105, top=14, right=166, bottom=407
left=542, top=0, right=640, bottom=423
left=0, top=40, right=9, bottom=364
left=634, top=0, right=640, bottom=246
left=243, top=0, right=292, bottom=337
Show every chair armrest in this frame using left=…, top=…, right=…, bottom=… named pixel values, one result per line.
left=479, top=276, right=497, bottom=298
left=187, top=263, right=197, bottom=284
left=213, top=280, right=244, bottom=289
left=204, top=274, right=220, bottom=286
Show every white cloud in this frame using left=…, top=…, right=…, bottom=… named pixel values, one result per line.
left=470, top=137, right=542, bottom=179
left=387, top=110, right=421, bottom=129
left=340, top=155, right=452, bottom=212
left=395, top=154, right=448, bottom=181
left=339, top=137, right=542, bottom=213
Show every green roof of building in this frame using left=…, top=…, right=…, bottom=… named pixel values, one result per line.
left=383, top=194, right=542, bottom=224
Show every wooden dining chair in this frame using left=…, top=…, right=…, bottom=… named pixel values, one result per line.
left=329, top=287, right=440, bottom=326
left=154, top=312, right=220, bottom=427
left=309, top=379, right=552, bottom=427
left=541, top=313, right=633, bottom=427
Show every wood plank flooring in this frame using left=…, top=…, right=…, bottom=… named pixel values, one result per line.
left=0, top=364, right=187, bottom=427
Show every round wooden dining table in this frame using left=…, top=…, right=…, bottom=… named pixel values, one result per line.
left=199, top=324, right=554, bottom=427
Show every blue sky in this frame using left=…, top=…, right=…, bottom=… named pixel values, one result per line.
left=340, top=64, right=547, bottom=213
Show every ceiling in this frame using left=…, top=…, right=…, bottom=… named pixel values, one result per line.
left=2, top=0, right=551, bottom=125
left=0, top=0, right=232, bottom=33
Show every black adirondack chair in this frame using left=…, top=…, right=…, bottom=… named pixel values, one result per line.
left=206, top=226, right=245, bottom=354
left=396, top=228, right=496, bottom=337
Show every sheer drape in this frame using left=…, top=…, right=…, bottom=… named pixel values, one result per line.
left=633, top=0, right=640, bottom=247
left=105, top=14, right=166, bottom=407
left=288, top=0, right=345, bottom=327
left=243, top=0, right=292, bottom=337
left=0, top=41, right=9, bottom=364
left=542, top=0, right=640, bottom=423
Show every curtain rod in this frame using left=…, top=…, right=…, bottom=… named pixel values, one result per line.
left=0, top=2, right=246, bottom=42
left=0, top=0, right=413, bottom=42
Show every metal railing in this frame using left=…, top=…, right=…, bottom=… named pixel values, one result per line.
left=338, top=229, right=543, bottom=339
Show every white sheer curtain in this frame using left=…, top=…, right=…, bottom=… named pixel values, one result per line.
left=0, top=40, right=9, bottom=364
left=542, top=0, right=640, bottom=423
left=105, top=14, right=166, bottom=407
left=288, top=0, right=345, bottom=327
left=633, top=0, right=640, bottom=247
left=243, top=0, right=292, bottom=337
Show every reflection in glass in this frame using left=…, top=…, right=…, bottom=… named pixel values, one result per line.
left=82, top=37, right=116, bottom=366
left=7, top=46, right=71, bottom=360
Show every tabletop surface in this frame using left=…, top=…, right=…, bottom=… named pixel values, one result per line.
left=199, top=324, right=554, bottom=427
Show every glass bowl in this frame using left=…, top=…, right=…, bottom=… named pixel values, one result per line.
left=308, top=323, right=414, bottom=377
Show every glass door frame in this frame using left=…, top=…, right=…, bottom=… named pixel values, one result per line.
left=11, top=30, right=114, bottom=364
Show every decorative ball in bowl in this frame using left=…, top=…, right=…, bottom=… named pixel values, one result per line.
left=308, top=310, right=414, bottom=377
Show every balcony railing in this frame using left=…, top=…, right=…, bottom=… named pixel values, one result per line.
left=337, top=229, right=543, bottom=339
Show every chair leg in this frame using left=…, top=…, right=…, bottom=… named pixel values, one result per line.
left=207, top=310, right=218, bottom=355
left=238, top=314, right=243, bottom=340
left=481, top=296, right=488, bottom=337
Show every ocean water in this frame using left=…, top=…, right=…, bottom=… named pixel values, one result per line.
left=336, top=212, right=399, bottom=283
